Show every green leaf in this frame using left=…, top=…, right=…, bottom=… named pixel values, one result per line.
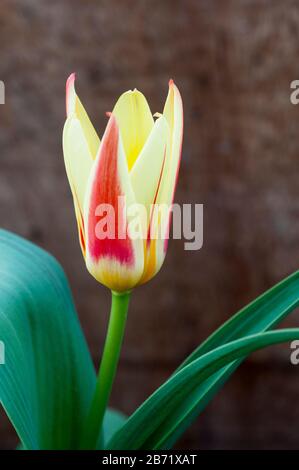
left=0, top=229, right=96, bottom=449
left=107, top=329, right=299, bottom=450
left=102, top=408, right=127, bottom=447
left=179, top=270, right=299, bottom=368
left=147, top=270, right=299, bottom=449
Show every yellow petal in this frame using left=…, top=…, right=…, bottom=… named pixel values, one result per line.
left=130, top=115, right=169, bottom=226
left=158, top=79, right=183, bottom=208
left=63, top=117, right=93, bottom=215
left=138, top=80, right=183, bottom=285
left=112, top=89, right=154, bottom=170
left=66, top=73, right=100, bottom=159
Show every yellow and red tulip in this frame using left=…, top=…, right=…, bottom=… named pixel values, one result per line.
left=63, top=74, right=183, bottom=292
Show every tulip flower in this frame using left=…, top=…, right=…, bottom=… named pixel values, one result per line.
left=62, top=74, right=183, bottom=448
left=63, top=74, right=183, bottom=293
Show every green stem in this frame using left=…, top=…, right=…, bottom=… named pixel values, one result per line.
left=80, top=290, right=131, bottom=449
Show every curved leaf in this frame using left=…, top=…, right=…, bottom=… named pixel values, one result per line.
left=149, top=270, right=299, bottom=448
left=0, top=230, right=96, bottom=449
left=107, top=329, right=299, bottom=449
left=179, top=270, right=299, bottom=368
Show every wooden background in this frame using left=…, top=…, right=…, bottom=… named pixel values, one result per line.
left=1, top=0, right=299, bottom=449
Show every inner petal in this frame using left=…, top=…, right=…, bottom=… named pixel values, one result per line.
left=130, top=116, right=169, bottom=227
left=112, top=89, right=154, bottom=170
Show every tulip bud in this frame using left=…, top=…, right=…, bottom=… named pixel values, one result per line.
left=63, top=74, right=183, bottom=292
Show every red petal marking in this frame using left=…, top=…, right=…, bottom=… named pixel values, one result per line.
left=87, top=115, right=134, bottom=265
left=71, top=183, right=86, bottom=258
left=79, top=217, right=86, bottom=257
left=147, top=146, right=166, bottom=247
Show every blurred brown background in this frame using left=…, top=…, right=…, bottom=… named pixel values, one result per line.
left=1, top=0, right=299, bottom=450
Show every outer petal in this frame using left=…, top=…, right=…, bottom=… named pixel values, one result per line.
left=112, top=89, right=154, bottom=170
left=63, top=118, right=93, bottom=213
left=138, top=80, right=183, bottom=284
left=66, top=73, right=100, bottom=159
left=159, top=80, right=184, bottom=209
left=84, top=114, right=144, bottom=292
left=62, top=117, right=93, bottom=257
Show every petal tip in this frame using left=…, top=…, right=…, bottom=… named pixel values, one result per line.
left=105, top=112, right=117, bottom=130
left=66, top=72, right=76, bottom=116
left=66, top=72, right=76, bottom=96
left=102, top=112, right=119, bottom=144
left=67, top=72, right=76, bottom=85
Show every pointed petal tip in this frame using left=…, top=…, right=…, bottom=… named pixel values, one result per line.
left=123, top=88, right=142, bottom=97
left=66, top=72, right=77, bottom=117
left=105, top=112, right=118, bottom=130
left=103, top=111, right=119, bottom=141
left=66, top=72, right=76, bottom=93
left=167, top=78, right=183, bottom=106
left=168, top=79, right=182, bottom=95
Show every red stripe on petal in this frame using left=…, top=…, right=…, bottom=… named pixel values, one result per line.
left=87, top=115, right=134, bottom=265
left=146, top=146, right=166, bottom=247
left=79, top=219, right=86, bottom=257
